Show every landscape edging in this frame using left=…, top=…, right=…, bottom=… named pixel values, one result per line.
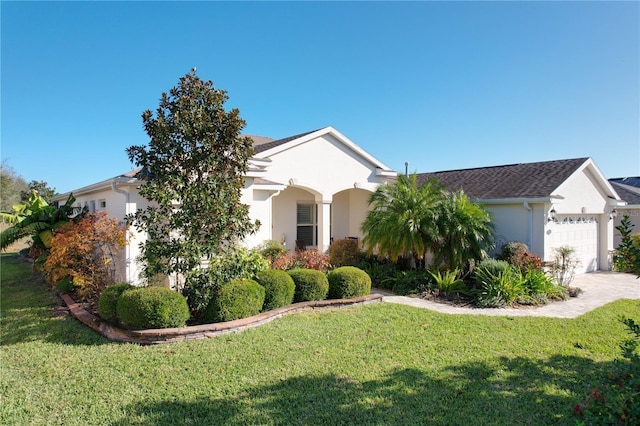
left=60, top=293, right=383, bottom=345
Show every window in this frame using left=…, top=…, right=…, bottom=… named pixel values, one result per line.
left=297, top=203, right=317, bottom=247
left=90, top=200, right=96, bottom=213
left=98, top=199, right=106, bottom=210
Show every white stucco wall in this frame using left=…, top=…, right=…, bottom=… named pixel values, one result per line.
left=613, top=208, right=640, bottom=248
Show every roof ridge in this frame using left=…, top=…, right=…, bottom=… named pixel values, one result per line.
left=418, top=157, right=589, bottom=175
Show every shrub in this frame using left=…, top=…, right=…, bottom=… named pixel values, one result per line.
left=429, top=269, right=469, bottom=295
left=474, top=264, right=526, bottom=307
left=498, top=241, right=542, bottom=273
left=258, top=240, right=286, bottom=263
left=523, top=269, right=567, bottom=301
left=41, top=212, right=128, bottom=301
left=116, top=287, right=190, bottom=329
left=383, top=270, right=433, bottom=295
left=329, top=239, right=361, bottom=267
left=355, top=256, right=398, bottom=289
left=182, top=247, right=269, bottom=314
left=475, top=258, right=509, bottom=279
left=327, top=266, right=371, bottom=299
left=271, top=249, right=331, bottom=272
left=204, top=279, right=265, bottom=323
left=613, top=215, right=640, bottom=275
left=288, top=269, right=329, bottom=302
left=55, top=276, right=75, bottom=294
left=98, top=282, right=133, bottom=321
left=549, top=245, right=580, bottom=286
left=256, top=269, right=295, bottom=311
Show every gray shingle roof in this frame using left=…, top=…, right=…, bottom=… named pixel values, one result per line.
left=610, top=177, right=640, bottom=189
left=252, top=129, right=323, bottom=154
left=610, top=181, right=640, bottom=205
left=416, top=158, right=589, bottom=200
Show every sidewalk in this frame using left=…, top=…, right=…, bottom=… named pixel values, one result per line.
left=372, top=271, right=639, bottom=318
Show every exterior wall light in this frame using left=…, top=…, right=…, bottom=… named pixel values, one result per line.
left=609, top=209, right=618, bottom=221
left=548, top=208, right=557, bottom=222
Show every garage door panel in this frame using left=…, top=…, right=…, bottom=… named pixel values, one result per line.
left=551, top=216, right=599, bottom=274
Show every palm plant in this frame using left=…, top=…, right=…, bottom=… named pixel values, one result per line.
left=432, top=190, right=495, bottom=271
left=361, top=174, right=443, bottom=268
left=0, top=191, right=80, bottom=251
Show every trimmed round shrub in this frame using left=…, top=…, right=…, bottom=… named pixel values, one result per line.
left=98, top=282, right=133, bottom=321
left=204, top=279, right=266, bottom=323
left=116, top=286, right=190, bottom=329
left=256, top=269, right=295, bottom=311
left=327, top=266, right=371, bottom=299
left=288, top=269, right=329, bottom=302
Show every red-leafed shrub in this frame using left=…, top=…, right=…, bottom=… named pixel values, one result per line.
left=42, top=212, right=128, bottom=301
left=498, top=241, right=542, bottom=273
left=329, top=238, right=360, bottom=267
left=270, top=249, right=331, bottom=272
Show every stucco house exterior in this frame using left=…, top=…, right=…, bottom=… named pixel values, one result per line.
left=609, top=178, right=640, bottom=248
left=54, top=127, right=624, bottom=284
left=52, top=126, right=396, bottom=285
left=417, top=158, right=624, bottom=274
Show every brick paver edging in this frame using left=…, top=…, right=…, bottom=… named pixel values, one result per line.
left=61, top=293, right=383, bottom=345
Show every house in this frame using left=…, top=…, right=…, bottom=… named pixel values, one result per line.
left=52, top=126, right=397, bottom=286
left=417, top=158, right=624, bottom=274
left=609, top=178, right=640, bottom=247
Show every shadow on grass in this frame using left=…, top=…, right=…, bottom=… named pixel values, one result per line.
left=0, top=253, right=110, bottom=346
left=112, top=355, right=610, bottom=425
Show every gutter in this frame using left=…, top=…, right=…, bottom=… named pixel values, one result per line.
left=523, top=202, right=533, bottom=249
left=111, top=182, right=131, bottom=283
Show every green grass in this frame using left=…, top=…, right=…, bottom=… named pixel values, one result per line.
left=1, top=253, right=639, bottom=425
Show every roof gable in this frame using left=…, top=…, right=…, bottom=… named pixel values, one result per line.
left=416, top=158, right=590, bottom=200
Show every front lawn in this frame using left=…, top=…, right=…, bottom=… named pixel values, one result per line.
left=1, top=253, right=638, bottom=425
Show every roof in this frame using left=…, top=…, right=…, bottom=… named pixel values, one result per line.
left=416, top=158, right=590, bottom=200
left=610, top=176, right=640, bottom=189
left=610, top=181, right=640, bottom=205
left=252, top=129, right=322, bottom=154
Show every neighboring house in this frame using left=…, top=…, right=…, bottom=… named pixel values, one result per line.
left=52, top=126, right=397, bottom=286
left=609, top=178, right=640, bottom=248
left=417, top=158, right=624, bottom=274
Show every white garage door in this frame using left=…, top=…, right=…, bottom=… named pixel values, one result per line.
left=551, top=216, right=599, bottom=274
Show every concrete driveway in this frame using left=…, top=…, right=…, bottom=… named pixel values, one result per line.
left=375, top=271, right=639, bottom=318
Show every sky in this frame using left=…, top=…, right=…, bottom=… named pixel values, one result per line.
left=2, top=1, right=639, bottom=195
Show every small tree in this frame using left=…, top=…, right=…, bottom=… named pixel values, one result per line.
left=127, top=69, right=259, bottom=285
left=613, top=215, right=640, bottom=275
left=21, top=180, right=57, bottom=204
left=549, top=245, right=580, bottom=286
left=0, top=160, right=28, bottom=211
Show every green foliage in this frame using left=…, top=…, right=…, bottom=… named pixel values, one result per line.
left=98, top=283, right=134, bottom=321
left=257, top=240, right=286, bottom=262
left=116, top=286, right=190, bottom=329
left=549, top=245, right=580, bottom=286
left=361, top=174, right=444, bottom=266
left=327, top=266, right=372, bottom=299
left=126, top=69, right=259, bottom=281
left=429, top=269, right=469, bottom=295
left=288, top=269, right=329, bottom=302
left=432, top=190, right=495, bottom=271
left=361, top=176, right=494, bottom=271
left=523, top=269, right=567, bottom=301
left=329, top=238, right=361, bottom=267
left=21, top=180, right=56, bottom=204
left=573, top=314, right=640, bottom=425
left=613, top=215, right=640, bottom=275
left=474, top=264, right=526, bottom=307
left=255, top=269, right=295, bottom=311
left=355, top=256, right=398, bottom=289
left=475, top=258, right=509, bottom=277
left=55, top=276, right=75, bottom=294
left=182, top=247, right=269, bottom=314
left=382, top=269, right=433, bottom=295
left=204, top=278, right=265, bottom=323
left=498, top=241, right=543, bottom=273
left=0, top=191, right=80, bottom=251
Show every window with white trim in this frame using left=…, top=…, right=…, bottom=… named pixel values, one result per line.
left=296, top=203, right=317, bottom=247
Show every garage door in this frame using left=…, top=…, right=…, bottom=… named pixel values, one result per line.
left=551, top=216, right=599, bottom=274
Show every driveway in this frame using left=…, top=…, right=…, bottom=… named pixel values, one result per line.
left=374, top=271, right=639, bottom=318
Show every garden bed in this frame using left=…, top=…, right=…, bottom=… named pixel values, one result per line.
left=60, top=292, right=383, bottom=345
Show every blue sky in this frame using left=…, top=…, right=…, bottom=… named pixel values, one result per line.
left=2, top=1, right=638, bottom=194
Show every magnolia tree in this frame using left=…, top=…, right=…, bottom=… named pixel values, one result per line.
left=127, top=69, right=259, bottom=286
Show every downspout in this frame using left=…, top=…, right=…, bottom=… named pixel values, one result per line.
left=523, top=202, right=533, bottom=250
left=111, top=182, right=131, bottom=283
